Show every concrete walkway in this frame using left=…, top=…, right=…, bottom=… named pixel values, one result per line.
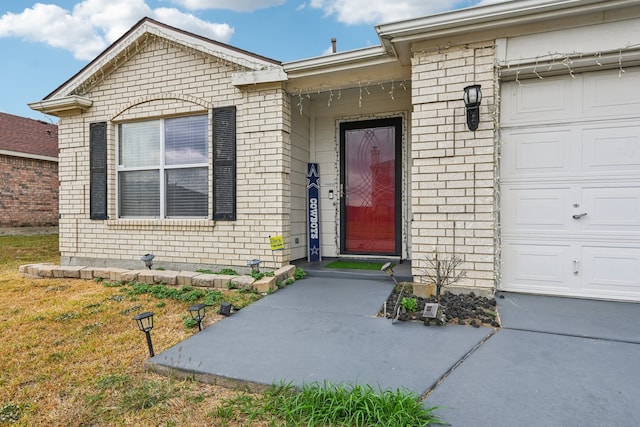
left=149, top=274, right=640, bottom=426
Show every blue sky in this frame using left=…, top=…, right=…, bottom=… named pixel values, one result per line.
left=0, top=0, right=502, bottom=122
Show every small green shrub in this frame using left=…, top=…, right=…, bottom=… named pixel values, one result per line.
left=204, top=289, right=224, bottom=306
left=401, top=297, right=418, bottom=312
left=293, top=267, right=307, bottom=280
left=182, top=315, right=199, bottom=329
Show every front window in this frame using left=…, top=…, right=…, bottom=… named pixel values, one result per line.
left=118, top=115, right=208, bottom=218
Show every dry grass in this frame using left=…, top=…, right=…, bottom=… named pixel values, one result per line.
left=0, top=234, right=269, bottom=426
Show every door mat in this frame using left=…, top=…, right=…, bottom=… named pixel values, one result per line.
left=323, top=260, right=385, bottom=271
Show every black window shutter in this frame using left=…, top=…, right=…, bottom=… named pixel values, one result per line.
left=89, top=122, right=108, bottom=220
left=213, top=107, right=236, bottom=220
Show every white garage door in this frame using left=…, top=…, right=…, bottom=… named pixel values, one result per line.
left=500, top=68, right=640, bottom=301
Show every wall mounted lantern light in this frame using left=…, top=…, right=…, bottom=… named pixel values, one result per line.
left=133, top=311, right=155, bottom=357
left=187, top=303, right=206, bottom=331
left=463, top=84, right=482, bottom=131
left=141, top=253, right=155, bottom=270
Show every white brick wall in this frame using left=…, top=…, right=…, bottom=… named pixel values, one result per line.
left=410, top=43, right=497, bottom=292
left=57, top=37, right=291, bottom=272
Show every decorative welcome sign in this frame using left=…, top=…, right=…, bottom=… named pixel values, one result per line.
left=307, top=163, right=321, bottom=262
left=269, top=235, right=285, bottom=251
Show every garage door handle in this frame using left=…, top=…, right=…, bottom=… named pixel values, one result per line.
left=573, top=258, right=579, bottom=275
left=572, top=213, right=587, bottom=219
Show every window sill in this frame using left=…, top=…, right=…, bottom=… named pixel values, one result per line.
left=106, top=219, right=215, bottom=231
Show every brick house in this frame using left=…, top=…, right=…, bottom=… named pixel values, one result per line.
left=0, top=112, right=58, bottom=227
left=30, top=0, right=640, bottom=301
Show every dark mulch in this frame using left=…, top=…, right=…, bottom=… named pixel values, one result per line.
left=380, top=287, right=501, bottom=328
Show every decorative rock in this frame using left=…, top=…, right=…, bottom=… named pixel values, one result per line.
left=213, top=275, right=236, bottom=289
left=79, top=268, right=95, bottom=280
left=176, top=271, right=200, bottom=287
left=253, top=276, right=276, bottom=293
left=412, top=282, right=436, bottom=299
left=192, top=274, right=217, bottom=288
left=274, top=265, right=296, bottom=281
left=231, top=275, right=254, bottom=289
left=34, top=264, right=57, bottom=278
left=54, top=266, right=85, bottom=279
left=153, top=270, right=178, bottom=286
left=92, top=268, right=113, bottom=280
left=137, top=270, right=156, bottom=284
left=120, top=270, right=144, bottom=283
left=108, top=268, right=130, bottom=282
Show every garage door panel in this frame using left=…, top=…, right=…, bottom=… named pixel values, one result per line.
left=581, top=186, right=640, bottom=233
left=582, top=124, right=640, bottom=173
left=581, top=246, right=640, bottom=297
left=502, top=242, right=575, bottom=292
left=583, top=69, right=640, bottom=118
left=500, top=67, right=640, bottom=301
left=501, top=129, right=573, bottom=179
left=501, top=78, right=575, bottom=125
left=502, top=186, right=572, bottom=231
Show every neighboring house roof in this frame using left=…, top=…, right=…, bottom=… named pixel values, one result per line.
left=0, top=112, right=58, bottom=160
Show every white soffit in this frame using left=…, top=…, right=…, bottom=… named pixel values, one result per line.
left=376, top=0, right=638, bottom=43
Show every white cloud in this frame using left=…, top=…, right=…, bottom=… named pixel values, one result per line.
left=0, top=3, right=107, bottom=58
left=309, top=0, right=509, bottom=25
left=153, top=8, right=234, bottom=41
left=0, top=0, right=234, bottom=61
left=171, top=0, right=286, bottom=12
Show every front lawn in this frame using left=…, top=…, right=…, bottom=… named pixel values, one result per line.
left=0, top=234, right=442, bottom=426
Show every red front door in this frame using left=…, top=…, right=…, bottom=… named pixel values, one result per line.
left=340, top=118, right=401, bottom=255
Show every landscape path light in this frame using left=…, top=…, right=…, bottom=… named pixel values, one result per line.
left=218, top=302, right=233, bottom=316
left=187, top=303, right=206, bottom=331
left=463, top=84, right=482, bottom=131
left=381, top=262, right=405, bottom=323
left=133, top=311, right=155, bottom=357
left=247, top=259, right=262, bottom=273
left=141, top=253, right=155, bottom=270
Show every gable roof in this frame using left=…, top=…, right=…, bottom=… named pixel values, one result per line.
left=0, top=112, right=58, bottom=160
left=30, top=17, right=284, bottom=116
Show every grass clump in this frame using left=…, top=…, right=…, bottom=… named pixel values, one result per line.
left=120, top=380, right=174, bottom=411
left=212, top=381, right=442, bottom=426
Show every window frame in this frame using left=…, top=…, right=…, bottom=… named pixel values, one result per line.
left=116, top=115, right=209, bottom=220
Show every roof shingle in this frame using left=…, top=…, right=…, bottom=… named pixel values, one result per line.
left=0, top=112, right=58, bottom=158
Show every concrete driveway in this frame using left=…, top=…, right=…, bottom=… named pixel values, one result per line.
left=148, top=274, right=640, bottom=426
left=425, top=292, right=640, bottom=426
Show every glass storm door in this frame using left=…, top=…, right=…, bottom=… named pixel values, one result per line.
left=340, top=118, right=401, bottom=255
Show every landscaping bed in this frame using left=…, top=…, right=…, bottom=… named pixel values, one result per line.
left=380, top=287, right=501, bottom=328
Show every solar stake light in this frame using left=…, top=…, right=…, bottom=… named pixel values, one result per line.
left=133, top=311, right=155, bottom=357
left=218, top=302, right=233, bottom=316
left=381, top=262, right=399, bottom=287
left=187, top=303, right=206, bottom=331
left=381, top=262, right=406, bottom=323
left=247, top=259, right=262, bottom=273
left=463, top=84, right=482, bottom=131
left=141, top=253, right=155, bottom=270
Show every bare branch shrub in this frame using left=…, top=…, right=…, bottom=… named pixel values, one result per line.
left=421, top=250, right=466, bottom=302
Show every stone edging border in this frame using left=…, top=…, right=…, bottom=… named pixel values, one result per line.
left=19, top=264, right=297, bottom=294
